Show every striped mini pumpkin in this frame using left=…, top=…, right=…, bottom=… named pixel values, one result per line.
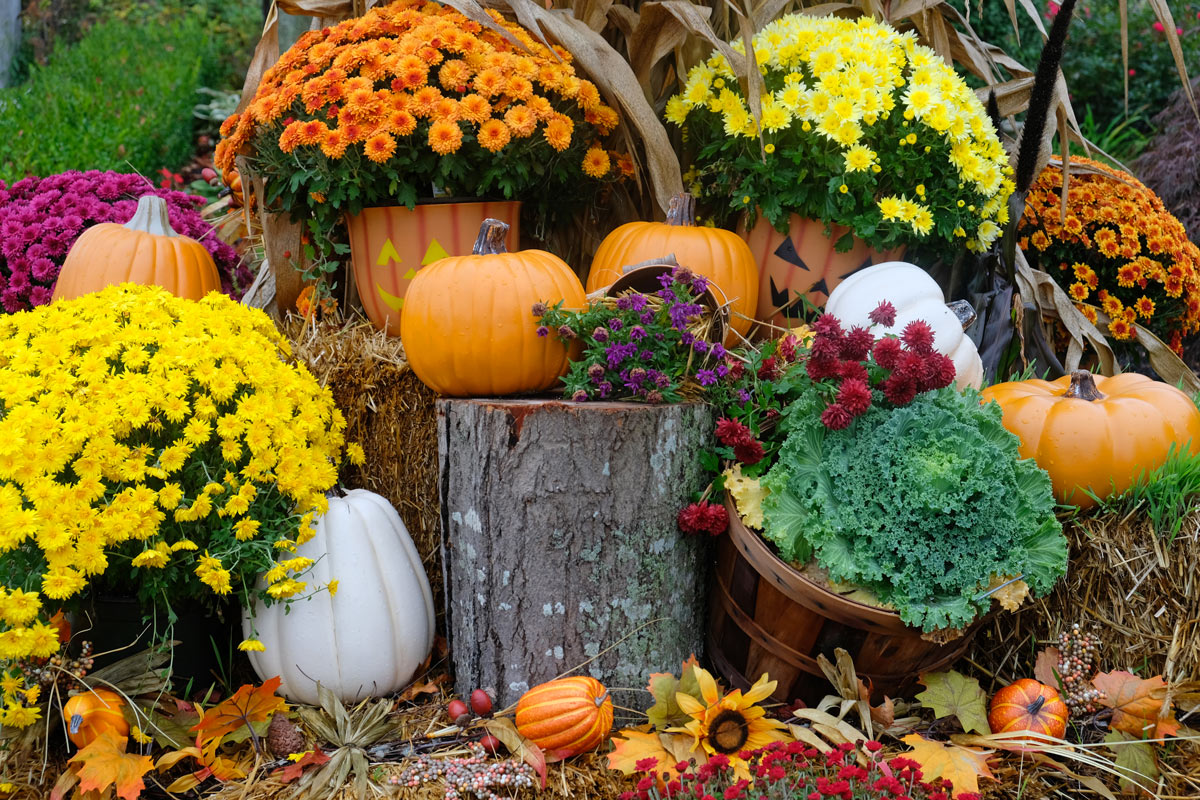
left=514, top=676, right=614, bottom=756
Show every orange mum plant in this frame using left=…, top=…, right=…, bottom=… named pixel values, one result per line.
left=215, top=0, right=629, bottom=254
left=1018, top=156, right=1200, bottom=354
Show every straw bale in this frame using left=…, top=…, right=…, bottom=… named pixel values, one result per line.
left=283, top=315, right=444, bottom=618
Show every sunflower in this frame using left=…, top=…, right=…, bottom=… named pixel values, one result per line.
left=668, top=667, right=790, bottom=780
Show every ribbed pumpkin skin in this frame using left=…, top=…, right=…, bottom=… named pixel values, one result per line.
left=987, top=679, right=1068, bottom=738
left=64, top=689, right=129, bottom=748
left=981, top=371, right=1200, bottom=508
left=243, top=489, right=436, bottom=705
left=401, top=250, right=586, bottom=397
left=514, top=676, right=614, bottom=756
left=53, top=222, right=221, bottom=301
left=587, top=223, right=758, bottom=342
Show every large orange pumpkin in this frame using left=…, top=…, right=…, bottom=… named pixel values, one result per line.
left=587, top=193, right=758, bottom=343
left=514, top=676, right=614, bottom=757
left=53, top=195, right=221, bottom=301
left=987, top=679, right=1068, bottom=740
left=981, top=370, right=1200, bottom=508
left=400, top=219, right=586, bottom=397
left=63, top=688, right=129, bottom=749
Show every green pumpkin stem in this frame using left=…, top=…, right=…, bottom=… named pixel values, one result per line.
left=1064, top=370, right=1105, bottom=402
left=473, top=219, right=510, bottom=256
left=665, top=193, right=697, bottom=227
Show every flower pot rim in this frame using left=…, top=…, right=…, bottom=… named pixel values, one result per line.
left=358, top=197, right=522, bottom=211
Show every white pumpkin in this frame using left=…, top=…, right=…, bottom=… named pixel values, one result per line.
left=825, top=262, right=984, bottom=390
left=242, top=489, right=435, bottom=705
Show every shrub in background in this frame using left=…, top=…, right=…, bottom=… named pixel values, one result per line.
left=1133, top=79, right=1200, bottom=246
left=0, top=171, right=252, bottom=311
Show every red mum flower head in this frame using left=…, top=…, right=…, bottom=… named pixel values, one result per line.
left=777, top=334, right=798, bottom=363
left=872, top=337, right=903, bottom=370
left=901, top=320, right=935, bottom=354
left=734, top=438, right=765, bottom=465
left=702, top=502, right=728, bottom=536
left=820, top=403, right=853, bottom=430
left=881, top=373, right=917, bottom=406
left=840, top=325, right=875, bottom=361
left=836, top=378, right=872, bottom=416
left=868, top=300, right=897, bottom=327
left=635, top=757, right=660, bottom=773
left=806, top=353, right=840, bottom=381
left=677, top=503, right=709, bottom=535
left=715, top=417, right=753, bottom=447
left=757, top=356, right=780, bottom=380
left=811, top=313, right=844, bottom=339
left=809, top=333, right=841, bottom=360
left=923, top=351, right=957, bottom=390
left=837, top=359, right=869, bottom=384
left=726, top=357, right=745, bottom=381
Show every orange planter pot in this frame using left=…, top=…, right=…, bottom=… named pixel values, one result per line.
left=740, top=214, right=902, bottom=328
left=347, top=201, right=521, bottom=337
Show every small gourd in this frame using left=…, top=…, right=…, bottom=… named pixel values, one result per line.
left=53, top=195, right=221, bottom=301
left=988, top=679, right=1069, bottom=740
left=63, top=688, right=129, bottom=749
left=514, top=676, right=614, bottom=757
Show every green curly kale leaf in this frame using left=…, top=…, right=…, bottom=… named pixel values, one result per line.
left=760, top=387, right=1066, bottom=632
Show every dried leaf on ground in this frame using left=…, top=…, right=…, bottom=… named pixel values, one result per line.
left=192, top=677, right=288, bottom=746
left=1034, top=647, right=1063, bottom=689
left=70, top=731, right=155, bottom=800
left=900, top=734, right=996, bottom=797
left=1092, top=670, right=1180, bottom=739
left=1104, top=730, right=1160, bottom=793
left=397, top=675, right=445, bottom=703
left=916, top=671, right=990, bottom=735
left=275, top=748, right=332, bottom=784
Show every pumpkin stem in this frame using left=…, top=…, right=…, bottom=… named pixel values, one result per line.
left=665, top=193, right=697, bottom=227
left=947, top=299, right=978, bottom=331
left=594, top=689, right=610, bottom=707
left=472, top=219, right=510, bottom=256
left=1064, top=370, right=1105, bottom=401
left=1027, top=694, right=1047, bottom=716
left=124, top=195, right=179, bottom=237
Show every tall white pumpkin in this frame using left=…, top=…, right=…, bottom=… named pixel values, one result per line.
left=242, top=489, right=435, bottom=705
left=825, top=262, right=984, bottom=390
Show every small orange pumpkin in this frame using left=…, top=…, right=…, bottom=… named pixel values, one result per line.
left=514, top=676, right=614, bottom=757
left=53, top=195, right=222, bottom=302
left=987, top=679, right=1068, bottom=740
left=63, top=688, right=129, bottom=749
left=401, top=218, right=587, bottom=397
left=586, top=193, right=759, bottom=343
left=980, top=370, right=1200, bottom=508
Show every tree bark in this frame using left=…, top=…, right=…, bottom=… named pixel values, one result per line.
left=439, top=398, right=713, bottom=711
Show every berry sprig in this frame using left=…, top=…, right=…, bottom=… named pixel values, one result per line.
left=1057, top=623, right=1103, bottom=715
left=392, top=742, right=535, bottom=800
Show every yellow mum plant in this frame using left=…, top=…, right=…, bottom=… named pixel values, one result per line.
left=0, top=285, right=359, bottom=727
left=668, top=14, right=1014, bottom=257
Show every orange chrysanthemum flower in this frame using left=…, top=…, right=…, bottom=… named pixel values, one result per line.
left=506, top=75, right=534, bottom=101
left=477, top=119, right=511, bottom=152
left=411, top=86, right=444, bottom=117
left=1068, top=282, right=1089, bottom=301
left=1101, top=293, right=1124, bottom=317
left=439, top=59, right=472, bottom=91
left=1078, top=304, right=1099, bottom=324
left=615, top=151, right=635, bottom=178
left=341, top=122, right=368, bottom=142
left=473, top=69, right=505, bottom=98
left=320, top=129, right=348, bottom=159
left=297, top=120, right=329, bottom=146
left=504, top=105, right=537, bottom=138
left=576, top=80, right=602, bottom=111
left=528, top=96, right=554, bottom=120
left=429, top=119, right=463, bottom=155
left=432, top=98, right=461, bottom=123
left=387, top=110, right=417, bottom=136
left=1135, top=296, right=1156, bottom=318
left=543, top=116, right=573, bottom=152
left=458, top=94, right=491, bottom=124
left=581, top=147, right=610, bottom=179
left=345, top=88, right=382, bottom=120
left=1109, top=318, right=1134, bottom=340
left=364, top=132, right=397, bottom=163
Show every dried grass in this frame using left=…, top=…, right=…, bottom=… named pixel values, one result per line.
left=282, top=314, right=444, bottom=619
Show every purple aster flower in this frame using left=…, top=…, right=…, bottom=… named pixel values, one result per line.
left=716, top=363, right=730, bottom=378
left=571, top=390, right=590, bottom=402
left=592, top=327, right=610, bottom=343
left=608, top=317, right=624, bottom=331
left=695, top=369, right=718, bottom=387
left=640, top=349, right=654, bottom=362
left=628, top=294, right=647, bottom=311
left=598, top=381, right=613, bottom=398
left=616, top=295, right=632, bottom=310
left=536, top=326, right=550, bottom=337
left=693, top=339, right=710, bottom=355
left=710, top=343, right=727, bottom=359
left=629, top=325, right=647, bottom=341
left=737, top=388, right=752, bottom=403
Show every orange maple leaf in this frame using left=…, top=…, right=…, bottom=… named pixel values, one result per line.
left=608, top=729, right=699, bottom=782
left=274, top=748, right=332, bottom=784
left=191, top=677, right=287, bottom=747
left=900, top=734, right=995, bottom=798
left=70, top=730, right=155, bottom=800
left=1092, top=670, right=1180, bottom=739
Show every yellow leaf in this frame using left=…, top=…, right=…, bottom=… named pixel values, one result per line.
left=608, top=729, right=694, bottom=780
left=724, top=464, right=766, bottom=528
left=986, top=575, right=1030, bottom=612
left=900, top=734, right=996, bottom=797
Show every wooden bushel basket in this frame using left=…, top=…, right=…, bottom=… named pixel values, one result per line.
left=708, top=494, right=983, bottom=704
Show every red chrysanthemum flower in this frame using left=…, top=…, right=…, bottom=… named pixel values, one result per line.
left=840, top=325, right=875, bottom=361
left=715, top=417, right=753, bottom=447
left=806, top=353, right=840, bottom=381
left=837, top=360, right=869, bottom=384
left=820, top=403, right=853, bottom=430
left=836, top=378, right=872, bottom=416
left=868, top=300, right=897, bottom=327
left=881, top=374, right=917, bottom=406
left=777, top=334, right=798, bottom=363
left=726, top=358, right=745, bottom=381
left=812, top=313, right=843, bottom=338
left=901, top=320, right=935, bottom=354
left=757, top=356, right=780, bottom=380
left=734, top=439, right=765, bottom=465
left=872, top=337, right=903, bottom=370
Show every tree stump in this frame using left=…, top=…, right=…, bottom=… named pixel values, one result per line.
left=439, top=398, right=713, bottom=710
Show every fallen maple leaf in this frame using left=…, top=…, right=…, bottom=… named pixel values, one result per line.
left=901, top=734, right=995, bottom=798
left=608, top=729, right=695, bottom=782
left=1105, top=730, right=1159, bottom=794
left=191, top=677, right=287, bottom=747
left=856, top=676, right=896, bottom=729
left=1034, top=647, right=1062, bottom=689
left=916, top=671, right=989, bottom=735
left=397, top=675, right=445, bottom=703
left=274, top=748, right=332, bottom=784
left=70, top=731, right=154, bottom=800
left=1092, top=670, right=1180, bottom=739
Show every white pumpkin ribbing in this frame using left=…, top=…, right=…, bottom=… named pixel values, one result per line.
left=825, top=262, right=984, bottom=390
left=243, top=489, right=435, bottom=705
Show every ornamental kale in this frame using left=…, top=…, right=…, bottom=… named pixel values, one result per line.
left=0, top=171, right=251, bottom=312
left=761, top=386, right=1066, bottom=632
left=535, top=267, right=726, bottom=403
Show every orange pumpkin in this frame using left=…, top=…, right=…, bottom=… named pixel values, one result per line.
left=63, top=688, right=129, bottom=748
left=988, top=679, right=1068, bottom=740
left=53, top=195, right=221, bottom=302
left=587, top=193, right=759, bottom=344
left=400, top=219, right=586, bottom=397
left=980, top=370, right=1200, bottom=508
left=514, top=676, right=614, bottom=756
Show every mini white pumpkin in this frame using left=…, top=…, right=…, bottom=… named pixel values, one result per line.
left=825, top=262, right=984, bottom=390
left=242, top=489, right=435, bottom=705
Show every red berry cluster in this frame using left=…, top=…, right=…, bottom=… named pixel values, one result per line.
left=714, top=417, right=764, bottom=465
left=807, top=302, right=957, bottom=431
left=677, top=500, right=729, bottom=537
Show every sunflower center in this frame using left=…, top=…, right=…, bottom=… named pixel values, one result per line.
left=708, top=709, right=750, bottom=754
